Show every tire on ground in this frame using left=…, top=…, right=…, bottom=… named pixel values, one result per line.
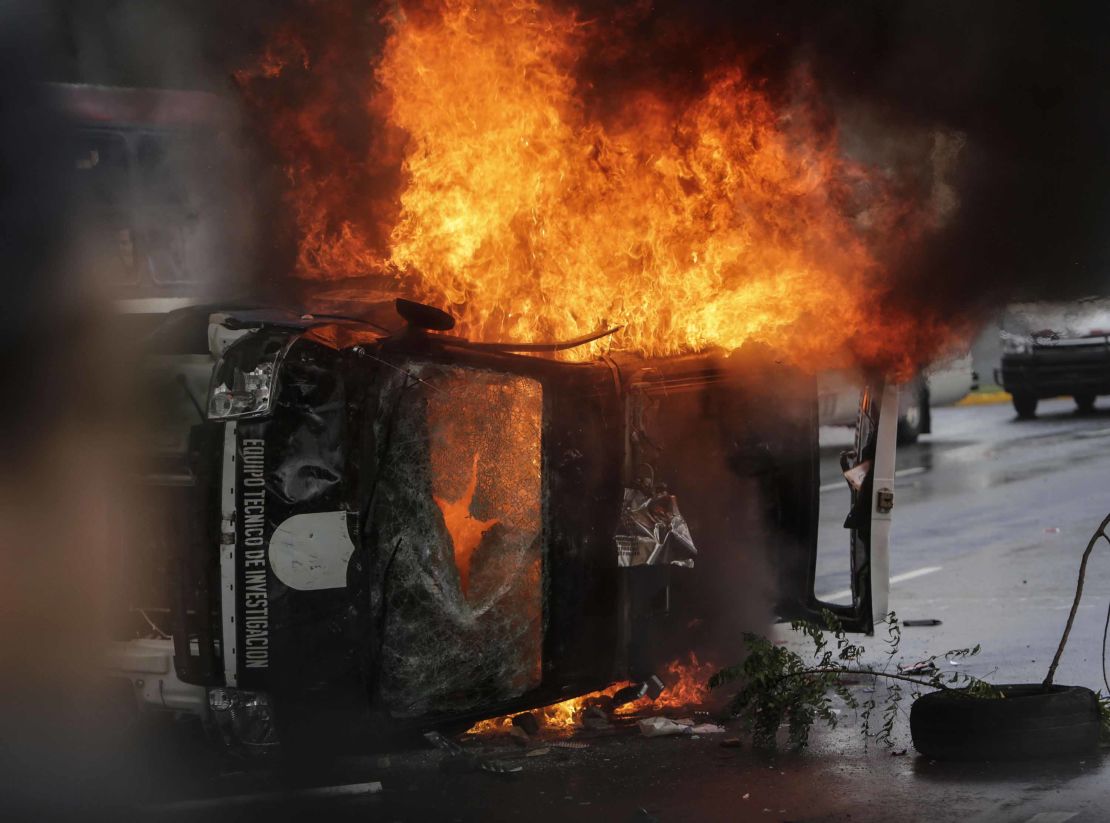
left=910, top=684, right=1100, bottom=761
left=1012, top=393, right=1038, bottom=419
left=1074, top=393, right=1096, bottom=414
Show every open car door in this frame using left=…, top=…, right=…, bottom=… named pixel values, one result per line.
left=775, top=380, right=898, bottom=634
left=819, top=381, right=898, bottom=632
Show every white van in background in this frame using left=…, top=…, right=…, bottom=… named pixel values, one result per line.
left=819, top=352, right=975, bottom=444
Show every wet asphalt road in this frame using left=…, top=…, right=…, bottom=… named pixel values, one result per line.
left=138, top=396, right=1110, bottom=822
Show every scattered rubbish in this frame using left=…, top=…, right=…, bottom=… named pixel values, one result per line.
left=508, top=726, right=531, bottom=745
left=526, top=747, right=551, bottom=757
left=1045, top=527, right=1061, bottom=534
left=902, top=619, right=942, bottom=627
left=615, top=477, right=698, bottom=568
left=644, top=674, right=666, bottom=700
left=580, top=706, right=613, bottom=730
left=549, top=740, right=589, bottom=750
left=612, top=684, right=643, bottom=706
left=512, top=712, right=541, bottom=736
left=720, top=738, right=743, bottom=748
left=424, top=730, right=463, bottom=754
left=613, top=674, right=667, bottom=707
left=690, top=723, right=726, bottom=734
left=891, top=749, right=907, bottom=756
left=899, top=659, right=939, bottom=676
left=426, top=730, right=522, bottom=775
left=485, top=761, right=524, bottom=775
left=638, top=717, right=695, bottom=737
left=742, top=793, right=750, bottom=799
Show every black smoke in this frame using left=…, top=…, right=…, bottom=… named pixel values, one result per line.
left=573, top=0, right=1110, bottom=322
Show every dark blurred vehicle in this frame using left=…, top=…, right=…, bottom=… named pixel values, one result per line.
left=49, top=82, right=243, bottom=319
left=997, top=298, right=1110, bottom=418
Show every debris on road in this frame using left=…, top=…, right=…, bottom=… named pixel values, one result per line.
left=511, top=712, right=541, bottom=736
left=902, top=619, right=943, bottom=627
left=612, top=674, right=666, bottom=707
left=638, top=717, right=692, bottom=737
left=899, top=659, right=940, bottom=676
left=508, top=726, right=531, bottom=745
left=580, top=706, right=612, bottom=730
left=426, top=730, right=523, bottom=775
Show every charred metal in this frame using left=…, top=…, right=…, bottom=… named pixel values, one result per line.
left=146, top=300, right=892, bottom=750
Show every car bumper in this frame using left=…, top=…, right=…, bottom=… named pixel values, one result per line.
left=997, top=347, right=1110, bottom=397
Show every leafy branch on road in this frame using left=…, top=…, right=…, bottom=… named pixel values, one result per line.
left=710, top=610, right=998, bottom=751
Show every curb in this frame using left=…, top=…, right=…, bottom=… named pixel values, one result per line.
left=955, top=391, right=1011, bottom=406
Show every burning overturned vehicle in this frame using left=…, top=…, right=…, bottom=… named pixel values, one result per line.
left=121, top=293, right=898, bottom=751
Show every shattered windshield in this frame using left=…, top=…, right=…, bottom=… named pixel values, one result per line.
left=371, top=362, right=544, bottom=717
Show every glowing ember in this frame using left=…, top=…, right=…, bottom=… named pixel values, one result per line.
left=467, top=653, right=715, bottom=736
left=434, top=452, right=500, bottom=597
left=237, top=0, right=963, bottom=377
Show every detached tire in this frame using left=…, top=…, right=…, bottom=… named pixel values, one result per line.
left=910, top=684, right=1099, bottom=761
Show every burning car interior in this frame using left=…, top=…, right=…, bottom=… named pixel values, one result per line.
left=116, top=294, right=896, bottom=752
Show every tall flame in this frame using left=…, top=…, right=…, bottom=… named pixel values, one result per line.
left=237, top=0, right=961, bottom=375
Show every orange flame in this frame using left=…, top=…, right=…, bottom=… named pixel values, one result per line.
left=434, top=452, right=499, bottom=597
left=467, top=653, right=715, bottom=735
left=238, top=0, right=961, bottom=376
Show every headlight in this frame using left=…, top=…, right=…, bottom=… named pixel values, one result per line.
left=207, top=330, right=291, bottom=420
left=1000, top=331, right=1032, bottom=355
left=208, top=688, right=280, bottom=748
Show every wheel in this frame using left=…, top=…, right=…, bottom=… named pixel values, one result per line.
left=910, top=684, right=1100, bottom=761
left=1012, top=393, right=1038, bottom=418
left=897, top=383, right=924, bottom=445
left=1074, top=393, right=1096, bottom=414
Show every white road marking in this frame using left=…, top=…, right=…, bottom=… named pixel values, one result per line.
left=819, top=465, right=927, bottom=494
left=1076, top=427, right=1110, bottom=439
left=1024, top=813, right=1078, bottom=823
left=817, top=565, right=942, bottom=603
